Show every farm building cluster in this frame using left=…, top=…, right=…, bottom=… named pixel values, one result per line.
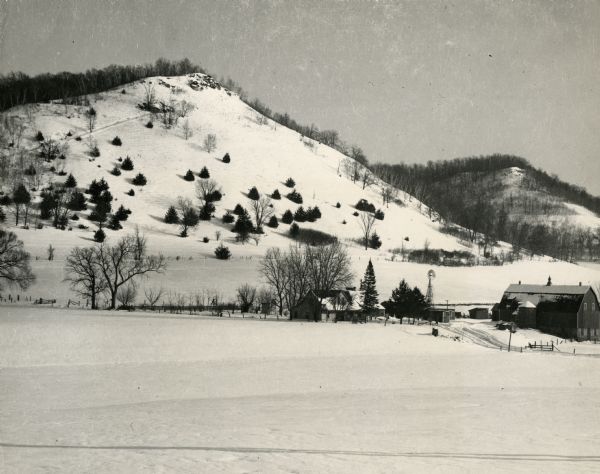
left=493, top=278, right=600, bottom=340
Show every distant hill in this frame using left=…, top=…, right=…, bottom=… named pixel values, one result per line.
left=373, top=155, right=600, bottom=261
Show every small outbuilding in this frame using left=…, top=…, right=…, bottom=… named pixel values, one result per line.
left=427, top=306, right=455, bottom=323
left=290, top=290, right=321, bottom=322
left=468, top=307, right=490, bottom=319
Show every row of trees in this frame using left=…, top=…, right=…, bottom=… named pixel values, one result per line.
left=0, top=58, right=202, bottom=111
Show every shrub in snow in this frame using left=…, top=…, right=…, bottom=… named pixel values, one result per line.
left=369, top=231, right=382, bottom=249
left=90, top=145, right=100, bottom=157
left=75, top=136, right=82, bottom=141
left=203, top=237, right=210, bottom=243
left=93, top=228, right=106, bottom=242
left=132, top=173, right=147, bottom=186
left=342, top=219, right=347, bottom=224
left=215, top=243, right=231, bottom=260
left=68, top=191, right=87, bottom=211
left=271, top=189, right=281, bottom=200
left=233, top=203, right=245, bottom=215
left=267, top=216, right=279, bottom=228
left=285, top=177, right=295, bottom=188
left=335, top=202, right=341, bottom=208
left=112, top=136, right=122, bottom=146
left=35, top=131, right=44, bottom=141
left=64, top=174, right=77, bottom=188
left=111, top=166, right=122, bottom=176
left=127, top=189, right=135, bottom=196
left=294, top=206, right=307, bottom=222
left=374, top=209, right=385, bottom=220
left=286, top=190, right=303, bottom=204
left=222, top=153, right=231, bottom=163
left=356, top=199, right=375, bottom=213
left=199, top=166, right=210, bottom=179
left=164, top=206, right=179, bottom=224
left=146, top=121, right=154, bottom=128
left=281, top=209, right=294, bottom=224
left=107, top=215, right=123, bottom=230
left=222, top=211, right=235, bottom=224
left=306, top=206, right=321, bottom=222
left=114, top=205, right=130, bottom=221
left=353, top=211, right=359, bottom=216
left=248, top=186, right=260, bottom=200
left=121, top=156, right=134, bottom=170
left=71, top=213, right=79, bottom=221
left=199, top=202, right=215, bottom=221
left=184, top=169, right=195, bottom=181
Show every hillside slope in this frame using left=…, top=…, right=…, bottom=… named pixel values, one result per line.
left=1, top=74, right=599, bottom=304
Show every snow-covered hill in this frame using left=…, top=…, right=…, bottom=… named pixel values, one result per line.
left=2, top=74, right=600, bottom=303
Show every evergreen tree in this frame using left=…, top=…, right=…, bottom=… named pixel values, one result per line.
left=361, top=259, right=379, bottom=316
left=233, top=203, right=245, bottom=215
left=199, top=202, right=215, bottom=221
left=215, top=243, right=231, bottom=259
left=68, top=191, right=87, bottom=211
left=382, top=279, right=427, bottom=317
left=369, top=231, right=382, bottom=249
left=233, top=209, right=253, bottom=243
left=121, top=156, right=134, bottom=170
left=267, top=215, right=279, bottom=228
left=111, top=166, right=122, bottom=176
left=289, top=222, right=300, bottom=238
left=294, top=206, right=307, bottom=222
left=281, top=209, right=294, bottom=224
left=164, top=206, right=179, bottom=224
left=285, top=177, right=296, bottom=188
left=179, top=208, right=199, bottom=237
left=222, top=211, right=235, bottom=223
left=93, top=228, right=106, bottom=242
left=199, top=166, right=210, bottom=179
left=248, top=186, right=260, bottom=200
left=112, top=136, right=122, bottom=146
left=271, top=189, right=281, bottom=200
left=184, top=169, right=195, bottom=181
left=107, top=215, right=123, bottom=230
left=64, top=173, right=77, bottom=188
left=132, top=173, right=147, bottom=186
left=114, top=205, right=130, bottom=221
left=222, top=153, right=231, bottom=163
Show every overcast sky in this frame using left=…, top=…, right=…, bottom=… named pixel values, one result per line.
left=1, top=0, right=599, bottom=194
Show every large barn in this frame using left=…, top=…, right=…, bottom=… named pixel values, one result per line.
left=493, top=279, right=600, bottom=340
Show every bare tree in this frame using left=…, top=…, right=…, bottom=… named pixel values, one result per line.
left=259, top=247, right=289, bottom=317
left=204, top=133, right=217, bottom=152
left=181, top=119, right=193, bottom=140
left=95, top=230, right=167, bottom=309
left=141, top=82, right=156, bottom=110
left=177, top=100, right=195, bottom=118
left=342, top=157, right=361, bottom=183
left=284, top=245, right=312, bottom=312
left=249, top=196, right=274, bottom=232
left=381, top=185, right=398, bottom=207
left=63, top=246, right=107, bottom=310
left=117, top=283, right=138, bottom=308
left=177, top=197, right=199, bottom=237
left=195, top=179, right=220, bottom=206
left=358, top=212, right=377, bottom=250
left=143, top=286, right=164, bottom=310
left=257, top=287, right=276, bottom=318
left=305, top=241, right=354, bottom=308
left=0, top=229, right=35, bottom=291
left=360, top=169, right=377, bottom=190
left=237, top=283, right=257, bottom=313
left=85, top=107, right=97, bottom=133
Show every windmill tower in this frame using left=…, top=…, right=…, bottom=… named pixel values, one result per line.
left=426, top=269, right=436, bottom=305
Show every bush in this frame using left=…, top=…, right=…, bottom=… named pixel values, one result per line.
left=356, top=199, right=376, bottom=213
left=68, top=191, right=87, bottom=211
left=93, top=228, right=106, bottom=242
left=281, top=209, right=294, bottom=224
left=132, top=173, right=147, bottom=186
left=114, top=205, right=130, bottom=221
left=127, top=189, right=135, bottom=196
left=112, top=136, right=122, bottom=146
left=222, top=211, right=235, bottom=224
left=199, top=202, right=215, bottom=220
left=121, top=156, right=134, bottom=170
left=78, top=224, right=89, bottom=230
left=342, top=220, right=347, bottom=224
left=292, top=228, right=338, bottom=246
left=199, top=166, right=210, bottom=179
left=233, top=203, right=245, bottom=215
left=285, top=177, right=296, bottom=188
left=35, top=131, right=45, bottom=141
left=353, top=211, right=359, bottom=216
left=222, top=153, right=231, bottom=163
left=306, top=206, right=321, bottom=222
left=207, top=190, right=222, bottom=202
left=215, top=243, right=231, bottom=260
left=107, top=215, right=123, bottom=230
left=369, top=232, right=382, bottom=249
left=64, top=174, right=77, bottom=188
left=335, top=202, right=341, bottom=208
left=202, top=237, right=210, bottom=243
left=75, top=136, right=82, bottom=141
left=233, top=210, right=254, bottom=239
left=90, top=145, right=101, bottom=157
left=267, top=216, right=279, bottom=228
left=286, top=189, right=303, bottom=204
left=111, top=166, right=122, bottom=176
left=146, top=121, right=154, bottom=128
left=374, top=209, right=385, bottom=220
left=164, top=206, right=179, bottom=224
left=71, top=214, right=79, bottom=221
left=289, top=223, right=300, bottom=238
left=248, top=186, right=260, bottom=200
left=271, top=189, right=281, bottom=200
left=184, top=169, right=195, bottom=181
left=294, top=206, right=307, bottom=222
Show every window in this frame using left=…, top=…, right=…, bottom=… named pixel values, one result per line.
left=593, top=303, right=596, bottom=311
left=584, top=303, right=588, bottom=311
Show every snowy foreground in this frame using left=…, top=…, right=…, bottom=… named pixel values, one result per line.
left=1, top=307, right=600, bottom=473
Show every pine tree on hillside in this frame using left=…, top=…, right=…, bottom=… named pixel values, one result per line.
left=164, top=206, right=179, bottom=224
left=199, top=166, right=210, bottom=179
left=361, top=259, right=379, bottom=316
left=64, top=173, right=77, bottom=188
left=233, top=209, right=253, bottom=243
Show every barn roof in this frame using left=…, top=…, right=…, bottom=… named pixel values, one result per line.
left=505, top=284, right=590, bottom=296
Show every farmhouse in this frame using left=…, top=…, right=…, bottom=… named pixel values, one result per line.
left=493, top=279, right=600, bottom=340
left=290, top=289, right=385, bottom=322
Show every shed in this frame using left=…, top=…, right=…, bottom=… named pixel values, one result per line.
left=427, top=306, right=455, bottom=323
left=290, top=290, right=321, bottom=322
left=468, top=307, right=489, bottom=319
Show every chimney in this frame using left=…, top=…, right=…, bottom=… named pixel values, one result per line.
left=547, top=276, right=552, bottom=286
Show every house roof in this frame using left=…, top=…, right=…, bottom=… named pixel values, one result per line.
left=505, top=284, right=590, bottom=296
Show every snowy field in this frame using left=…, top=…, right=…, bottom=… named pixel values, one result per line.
left=2, top=307, right=600, bottom=473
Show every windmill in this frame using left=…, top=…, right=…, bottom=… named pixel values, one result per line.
left=426, top=269, right=436, bottom=305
